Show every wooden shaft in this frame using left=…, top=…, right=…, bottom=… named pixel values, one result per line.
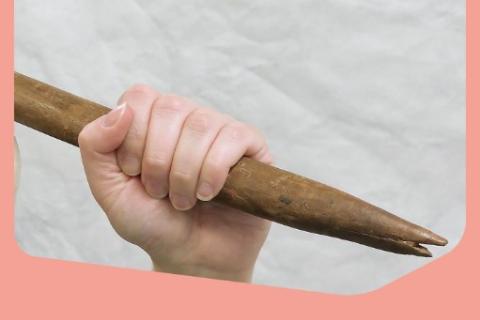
left=14, top=72, right=447, bottom=256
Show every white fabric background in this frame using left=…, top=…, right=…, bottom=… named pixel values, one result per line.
left=14, top=0, right=465, bottom=294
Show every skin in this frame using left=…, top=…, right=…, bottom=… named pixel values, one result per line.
left=78, top=85, right=273, bottom=282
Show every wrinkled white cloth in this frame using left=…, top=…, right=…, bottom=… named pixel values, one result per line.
left=14, top=0, right=465, bottom=294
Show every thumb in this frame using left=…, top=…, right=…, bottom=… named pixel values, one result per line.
left=78, top=103, right=134, bottom=207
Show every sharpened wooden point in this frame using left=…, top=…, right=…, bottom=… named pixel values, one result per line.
left=14, top=72, right=448, bottom=257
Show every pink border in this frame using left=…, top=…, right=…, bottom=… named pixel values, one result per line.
left=1, top=1, right=477, bottom=318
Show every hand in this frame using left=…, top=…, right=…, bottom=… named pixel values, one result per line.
left=78, top=85, right=273, bottom=282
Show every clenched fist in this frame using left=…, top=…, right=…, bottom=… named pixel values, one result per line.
left=78, top=85, right=273, bottom=282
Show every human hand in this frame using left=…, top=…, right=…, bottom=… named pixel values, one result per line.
left=78, top=85, right=273, bottom=282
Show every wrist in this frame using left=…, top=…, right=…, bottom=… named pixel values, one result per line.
left=151, top=260, right=253, bottom=282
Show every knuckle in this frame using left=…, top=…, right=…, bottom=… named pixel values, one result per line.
left=152, top=96, right=187, bottom=118
left=118, top=84, right=158, bottom=106
left=125, top=83, right=156, bottom=96
left=222, top=114, right=234, bottom=122
left=184, top=109, right=211, bottom=134
left=162, top=94, right=190, bottom=109
left=246, top=123, right=264, bottom=138
left=223, top=122, right=248, bottom=141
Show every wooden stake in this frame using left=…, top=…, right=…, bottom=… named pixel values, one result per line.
left=14, top=72, right=447, bottom=256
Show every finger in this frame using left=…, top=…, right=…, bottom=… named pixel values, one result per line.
left=116, top=84, right=159, bottom=176
left=169, top=108, right=229, bottom=210
left=78, top=104, right=134, bottom=207
left=196, top=122, right=272, bottom=201
left=141, top=95, right=196, bottom=199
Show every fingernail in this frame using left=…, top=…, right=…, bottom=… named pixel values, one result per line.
left=147, top=181, right=168, bottom=199
left=171, top=194, right=192, bottom=211
left=102, top=103, right=126, bottom=128
left=121, top=156, right=140, bottom=176
left=197, top=182, right=214, bottom=201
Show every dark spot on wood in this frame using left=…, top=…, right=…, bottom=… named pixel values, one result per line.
left=279, top=195, right=292, bottom=205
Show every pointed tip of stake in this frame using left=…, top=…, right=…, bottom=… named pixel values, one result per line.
left=410, top=228, right=448, bottom=247
left=329, top=206, right=449, bottom=256
left=426, top=232, right=448, bottom=246
left=363, top=206, right=449, bottom=252
left=387, top=226, right=447, bottom=256
left=412, top=231, right=446, bottom=257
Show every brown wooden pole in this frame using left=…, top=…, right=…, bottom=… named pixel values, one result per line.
left=14, top=72, right=447, bottom=256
